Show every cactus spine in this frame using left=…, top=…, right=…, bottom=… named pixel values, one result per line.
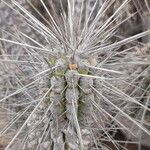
left=0, top=0, right=150, bottom=150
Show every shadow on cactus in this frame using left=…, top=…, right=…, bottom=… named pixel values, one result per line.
left=0, top=0, right=150, bottom=150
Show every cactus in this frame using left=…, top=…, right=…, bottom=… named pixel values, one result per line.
left=0, top=0, right=150, bottom=149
